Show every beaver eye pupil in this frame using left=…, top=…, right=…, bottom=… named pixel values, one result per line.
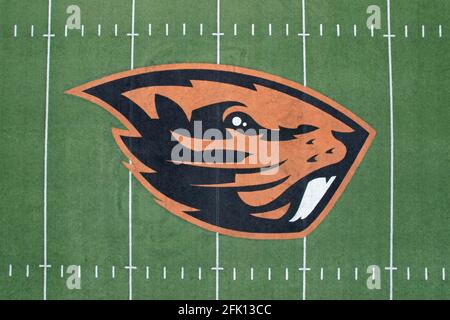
left=231, top=116, right=242, bottom=127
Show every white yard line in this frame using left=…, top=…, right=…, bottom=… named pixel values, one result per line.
left=301, top=0, right=308, bottom=301
left=386, top=0, right=395, bottom=301
left=127, top=0, right=137, bottom=301
left=41, top=0, right=53, bottom=301
left=214, top=0, right=222, bottom=301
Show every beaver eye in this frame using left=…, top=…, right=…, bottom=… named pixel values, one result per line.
left=224, top=112, right=260, bottom=132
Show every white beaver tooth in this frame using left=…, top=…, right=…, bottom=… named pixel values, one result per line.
left=289, top=176, right=336, bottom=222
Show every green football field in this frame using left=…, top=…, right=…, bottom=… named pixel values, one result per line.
left=0, top=0, right=449, bottom=300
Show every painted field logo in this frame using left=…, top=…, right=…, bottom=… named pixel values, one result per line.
left=66, top=64, right=375, bottom=239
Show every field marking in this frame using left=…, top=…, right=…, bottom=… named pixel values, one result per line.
left=127, top=0, right=137, bottom=301
left=386, top=0, right=395, bottom=301
left=3, top=22, right=447, bottom=39
left=41, top=0, right=53, bottom=301
left=301, top=0, right=308, bottom=301
left=2, top=264, right=448, bottom=284
left=215, top=0, right=222, bottom=301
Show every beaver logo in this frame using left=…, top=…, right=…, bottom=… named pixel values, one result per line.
left=67, top=64, right=375, bottom=239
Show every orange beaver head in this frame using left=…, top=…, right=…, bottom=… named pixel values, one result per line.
left=67, top=64, right=375, bottom=239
